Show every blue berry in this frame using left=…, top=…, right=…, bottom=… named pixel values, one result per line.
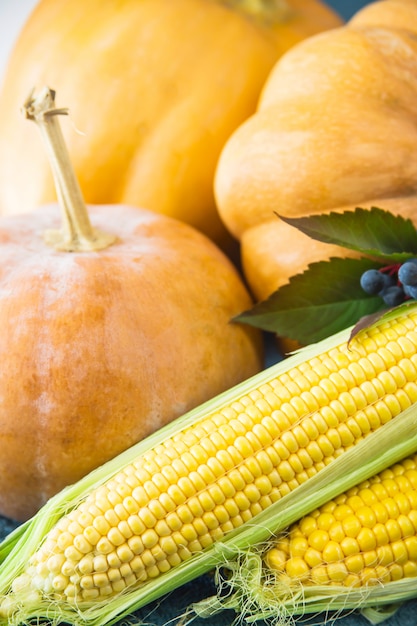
left=398, top=261, right=417, bottom=286
left=380, top=285, right=406, bottom=307
left=360, top=269, right=394, bottom=295
left=404, top=284, right=417, bottom=299
left=360, top=269, right=385, bottom=294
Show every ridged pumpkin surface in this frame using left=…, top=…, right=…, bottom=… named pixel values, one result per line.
left=214, top=0, right=417, bottom=296
left=0, top=204, right=263, bottom=522
left=0, top=0, right=341, bottom=251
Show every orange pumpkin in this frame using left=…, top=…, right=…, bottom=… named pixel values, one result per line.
left=214, top=0, right=417, bottom=299
left=0, top=88, right=263, bottom=522
left=0, top=0, right=342, bottom=252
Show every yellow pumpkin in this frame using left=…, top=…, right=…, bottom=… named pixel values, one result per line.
left=214, top=0, right=417, bottom=298
left=0, top=0, right=342, bottom=252
left=0, top=88, right=263, bottom=522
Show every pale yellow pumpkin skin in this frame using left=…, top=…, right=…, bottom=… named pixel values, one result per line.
left=0, top=205, right=263, bottom=522
left=242, top=198, right=417, bottom=303
left=215, top=0, right=417, bottom=294
left=0, top=0, right=341, bottom=251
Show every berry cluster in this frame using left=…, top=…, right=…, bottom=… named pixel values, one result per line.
left=360, top=259, right=417, bottom=307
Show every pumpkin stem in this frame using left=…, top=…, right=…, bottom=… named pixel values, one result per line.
left=224, top=0, right=292, bottom=23
left=22, top=87, right=117, bottom=252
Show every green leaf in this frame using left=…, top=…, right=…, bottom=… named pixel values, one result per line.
left=234, top=257, right=386, bottom=345
left=277, top=207, right=417, bottom=261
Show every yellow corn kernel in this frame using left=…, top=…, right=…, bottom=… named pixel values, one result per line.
left=342, top=515, right=361, bottom=538
left=389, top=563, right=404, bottom=581
left=327, top=562, right=349, bottom=583
left=4, top=309, right=417, bottom=616
left=356, top=527, right=376, bottom=552
left=403, top=561, right=417, bottom=578
left=405, top=536, right=417, bottom=561
left=285, top=557, right=310, bottom=581
left=304, top=548, right=323, bottom=568
left=316, top=512, right=335, bottom=532
left=345, top=554, right=365, bottom=575
left=386, top=519, right=402, bottom=542
left=310, top=565, right=330, bottom=585
left=360, top=567, right=379, bottom=585
left=363, top=550, right=378, bottom=567
left=299, top=517, right=317, bottom=538
left=373, top=523, right=389, bottom=546
left=340, top=537, right=359, bottom=557
left=265, top=549, right=287, bottom=572
left=264, top=452, right=417, bottom=590
left=356, top=506, right=377, bottom=528
left=289, top=536, right=308, bottom=558
left=391, top=540, right=409, bottom=564
left=308, top=530, right=330, bottom=552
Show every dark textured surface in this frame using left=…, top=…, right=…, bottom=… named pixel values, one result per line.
left=335, top=0, right=370, bottom=18
left=2, top=1, right=416, bottom=625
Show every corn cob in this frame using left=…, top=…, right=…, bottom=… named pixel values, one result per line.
left=2, top=304, right=417, bottom=625
left=267, top=453, right=417, bottom=589
left=204, top=450, right=417, bottom=626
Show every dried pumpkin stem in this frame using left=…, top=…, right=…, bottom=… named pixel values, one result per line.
left=22, top=86, right=116, bottom=252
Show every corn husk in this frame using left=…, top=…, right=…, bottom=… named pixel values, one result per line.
left=1, top=306, right=417, bottom=625
left=192, top=407, right=417, bottom=626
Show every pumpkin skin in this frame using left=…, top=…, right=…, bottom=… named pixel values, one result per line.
left=0, top=204, right=263, bottom=522
left=241, top=198, right=417, bottom=303
left=0, top=0, right=342, bottom=251
left=214, top=0, right=417, bottom=298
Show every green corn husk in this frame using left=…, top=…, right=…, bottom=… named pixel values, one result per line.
left=2, top=306, right=417, bottom=625
left=192, top=415, right=417, bottom=626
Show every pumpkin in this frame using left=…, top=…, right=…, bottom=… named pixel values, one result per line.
left=214, top=0, right=417, bottom=300
left=0, top=88, right=263, bottom=522
left=0, top=0, right=342, bottom=253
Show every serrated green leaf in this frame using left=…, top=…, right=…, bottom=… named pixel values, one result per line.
left=235, top=257, right=386, bottom=345
left=277, top=207, right=417, bottom=261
